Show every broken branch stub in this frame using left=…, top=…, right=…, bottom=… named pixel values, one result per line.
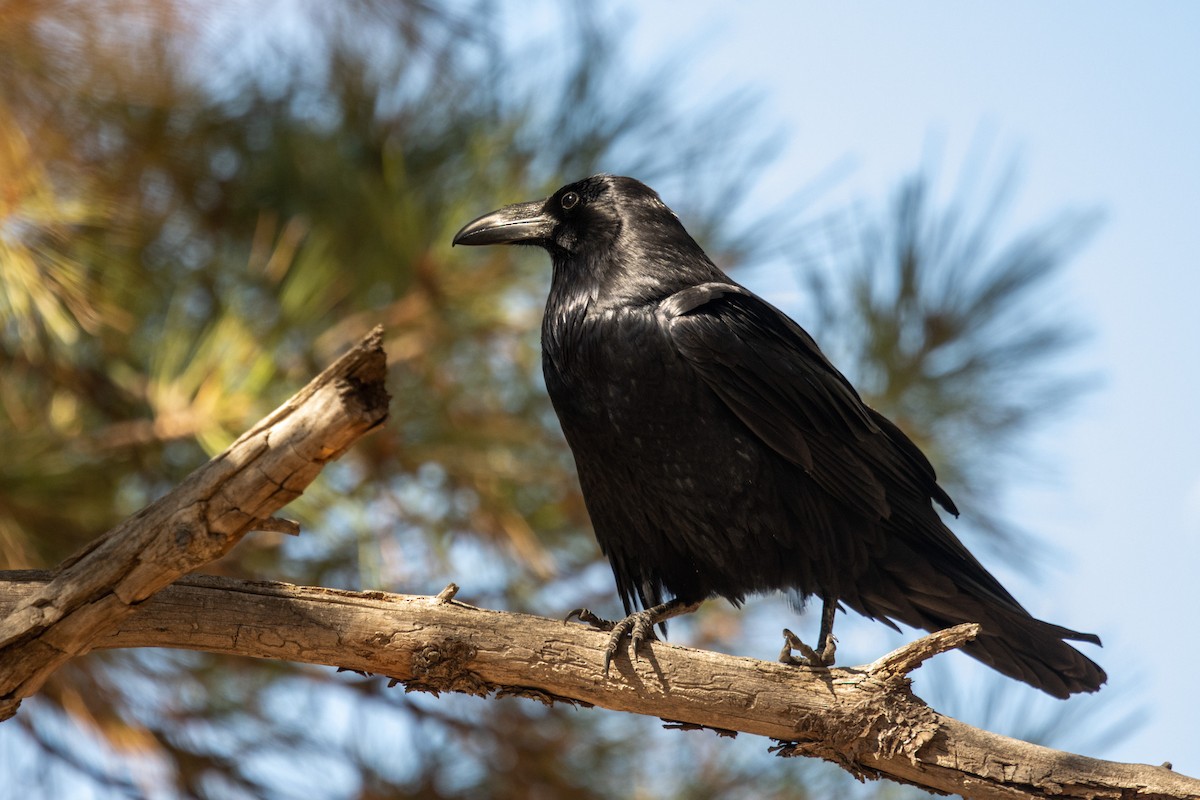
left=0, top=327, right=389, bottom=720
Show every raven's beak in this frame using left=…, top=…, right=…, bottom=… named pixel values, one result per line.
left=452, top=199, right=553, bottom=246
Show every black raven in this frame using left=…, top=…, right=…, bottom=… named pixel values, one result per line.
left=452, top=174, right=1105, bottom=698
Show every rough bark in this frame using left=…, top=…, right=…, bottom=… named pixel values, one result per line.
left=0, top=327, right=389, bottom=720
left=0, top=572, right=1193, bottom=800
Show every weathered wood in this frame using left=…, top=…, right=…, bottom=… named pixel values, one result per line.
left=0, top=328, right=389, bottom=720
left=0, top=572, right=1191, bottom=800
left=0, top=326, right=1191, bottom=799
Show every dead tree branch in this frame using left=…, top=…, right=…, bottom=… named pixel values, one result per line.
left=0, top=572, right=1192, bottom=800
left=0, top=327, right=1192, bottom=799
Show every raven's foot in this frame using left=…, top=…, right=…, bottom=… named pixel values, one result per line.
left=599, top=608, right=662, bottom=674
left=565, top=598, right=701, bottom=674
left=779, top=628, right=837, bottom=668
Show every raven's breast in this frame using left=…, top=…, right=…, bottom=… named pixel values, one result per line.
left=541, top=305, right=814, bottom=608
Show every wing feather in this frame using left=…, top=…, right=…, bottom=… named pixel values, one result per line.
left=664, top=283, right=948, bottom=521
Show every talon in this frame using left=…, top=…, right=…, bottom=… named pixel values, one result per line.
left=819, top=634, right=838, bottom=665
left=603, top=635, right=620, bottom=675
left=630, top=612, right=659, bottom=660
left=779, top=628, right=837, bottom=668
left=564, top=607, right=615, bottom=631
left=779, top=628, right=801, bottom=665
left=602, top=612, right=642, bottom=672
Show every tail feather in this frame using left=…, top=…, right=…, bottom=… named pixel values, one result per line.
left=963, top=608, right=1106, bottom=699
left=855, top=568, right=1106, bottom=698
left=847, top=518, right=1108, bottom=698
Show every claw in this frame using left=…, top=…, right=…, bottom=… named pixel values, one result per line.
left=780, top=595, right=840, bottom=668
left=564, top=607, right=615, bottom=631
left=821, top=633, right=838, bottom=665
left=599, top=608, right=662, bottom=674
left=779, top=627, right=837, bottom=668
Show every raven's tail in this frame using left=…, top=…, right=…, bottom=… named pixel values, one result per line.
left=856, top=555, right=1106, bottom=697
left=958, top=607, right=1106, bottom=699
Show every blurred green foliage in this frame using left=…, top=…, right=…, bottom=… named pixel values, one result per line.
left=0, top=2, right=1110, bottom=798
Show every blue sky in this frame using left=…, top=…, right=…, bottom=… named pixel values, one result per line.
left=604, top=0, right=1200, bottom=773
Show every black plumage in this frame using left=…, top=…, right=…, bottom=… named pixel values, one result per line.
left=452, top=174, right=1105, bottom=698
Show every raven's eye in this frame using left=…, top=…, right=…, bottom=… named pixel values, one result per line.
left=561, top=191, right=580, bottom=210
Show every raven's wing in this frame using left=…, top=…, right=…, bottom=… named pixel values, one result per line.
left=662, top=282, right=954, bottom=513
left=661, top=281, right=1020, bottom=607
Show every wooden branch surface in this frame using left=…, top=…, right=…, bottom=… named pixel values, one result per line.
left=0, top=572, right=1191, bottom=800
left=1, top=328, right=1191, bottom=799
left=0, top=329, right=389, bottom=720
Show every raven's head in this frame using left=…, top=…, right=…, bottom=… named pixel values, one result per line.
left=452, top=174, right=681, bottom=257
left=454, top=175, right=724, bottom=305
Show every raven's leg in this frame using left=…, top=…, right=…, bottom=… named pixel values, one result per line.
left=779, top=595, right=838, bottom=667
left=566, top=598, right=702, bottom=674
left=815, top=595, right=838, bottom=662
